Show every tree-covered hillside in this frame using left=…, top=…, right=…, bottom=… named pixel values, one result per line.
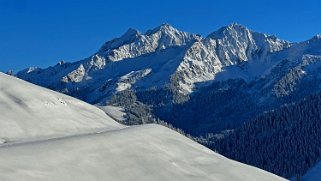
left=213, top=93, right=321, bottom=178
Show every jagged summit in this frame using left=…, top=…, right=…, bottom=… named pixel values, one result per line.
left=95, top=23, right=199, bottom=62
left=296, top=34, right=321, bottom=55
left=207, top=23, right=287, bottom=45
left=224, top=22, right=248, bottom=30
left=99, top=28, right=141, bottom=52
left=99, top=23, right=193, bottom=54
left=309, top=34, right=321, bottom=41
left=204, top=22, right=290, bottom=65
left=314, top=34, right=321, bottom=39
left=122, top=28, right=141, bottom=38
left=207, top=23, right=250, bottom=39
left=145, top=23, right=182, bottom=35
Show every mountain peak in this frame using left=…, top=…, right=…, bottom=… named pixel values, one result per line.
left=159, top=23, right=172, bottom=28
left=305, top=34, right=321, bottom=44
left=312, top=34, right=321, bottom=40
left=226, top=22, right=247, bottom=29
left=122, top=28, right=141, bottom=39
left=207, top=23, right=250, bottom=39
left=99, top=28, right=140, bottom=52
left=146, top=23, right=180, bottom=35
left=222, top=23, right=249, bottom=32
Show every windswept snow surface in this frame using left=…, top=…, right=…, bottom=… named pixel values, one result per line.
left=0, top=125, right=286, bottom=181
left=0, top=73, right=286, bottom=181
left=0, top=73, right=123, bottom=142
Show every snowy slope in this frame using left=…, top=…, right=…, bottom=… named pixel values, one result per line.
left=0, top=72, right=123, bottom=142
left=0, top=73, right=286, bottom=181
left=98, top=105, right=127, bottom=122
left=0, top=125, right=286, bottom=181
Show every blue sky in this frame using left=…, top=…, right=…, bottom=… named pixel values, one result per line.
left=0, top=0, right=320, bottom=72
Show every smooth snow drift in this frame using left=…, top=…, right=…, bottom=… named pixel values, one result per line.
left=0, top=73, right=286, bottom=181
left=0, top=72, right=123, bottom=142
left=0, top=125, right=286, bottom=181
left=98, top=105, right=127, bottom=122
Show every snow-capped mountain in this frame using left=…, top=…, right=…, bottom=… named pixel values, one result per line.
left=173, top=23, right=291, bottom=92
left=0, top=73, right=286, bottom=181
left=17, top=23, right=290, bottom=99
left=16, top=22, right=321, bottom=132
left=17, top=23, right=321, bottom=127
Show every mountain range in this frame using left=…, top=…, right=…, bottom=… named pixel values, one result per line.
left=15, top=23, right=321, bottom=179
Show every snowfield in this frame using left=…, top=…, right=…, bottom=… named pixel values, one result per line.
left=0, top=73, right=124, bottom=143
left=0, top=125, right=287, bottom=181
left=0, top=73, right=286, bottom=181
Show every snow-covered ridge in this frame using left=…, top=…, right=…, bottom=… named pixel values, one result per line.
left=0, top=73, right=286, bottom=181
left=172, top=23, right=291, bottom=92
left=209, top=23, right=290, bottom=54
left=16, top=23, right=319, bottom=102
left=97, top=23, right=200, bottom=62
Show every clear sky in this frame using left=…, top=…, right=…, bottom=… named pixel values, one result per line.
left=0, top=0, right=320, bottom=72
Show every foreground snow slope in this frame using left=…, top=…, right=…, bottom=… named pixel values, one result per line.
left=0, top=72, right=123, bottom=142
left=0, top=124, right=286, bottom=181
left=0, top=73, right=286, bottom=181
